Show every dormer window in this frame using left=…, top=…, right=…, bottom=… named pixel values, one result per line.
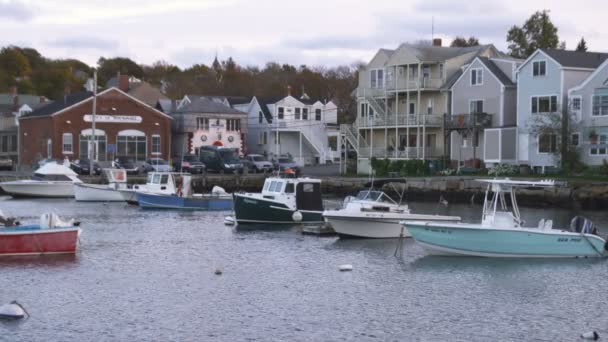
left=295, top=108, right=301, bottom=120
left=278, top=107, right=284, bottom=119
left=533, top=60, right=546, bottom=77
left=370, top=69, right=384, bottom=88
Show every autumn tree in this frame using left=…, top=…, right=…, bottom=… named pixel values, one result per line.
left=97, top=57, right=144, bottom=85
left=0, top=46, right=31, bottom=79
left=507, top=10, right=564, bottom=58
left=450, top=36, right=480, bottom=47
left=576, top=37, right=588, bottom=52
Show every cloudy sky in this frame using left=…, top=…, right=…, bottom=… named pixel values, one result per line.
left=1, top=0, right=607, bottom=68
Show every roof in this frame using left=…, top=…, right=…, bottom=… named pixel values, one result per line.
left=157, top=99, right=178, bottom=113
left=442, top=69, right=463, bottom=90
left=225, top=96, right=253, bottom=106
left=0, top=104, right=14, bottom=114
left=541, top=49, right=608, bottom=69
left=477, top=57, right=515, bottom=87
left=127, top=82, right=168, bottom=107
left=174, top=96, right=245, bottom=115
left=0, top=93, right=47, bottom=107
left=255, top=96, right=284, bottom=122
left=400, top=44, right=494, bottom=63
left=22, top=91, right=93, bottom=118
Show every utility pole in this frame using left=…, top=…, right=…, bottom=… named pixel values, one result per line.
left=90, top=70, right=97, bottom=176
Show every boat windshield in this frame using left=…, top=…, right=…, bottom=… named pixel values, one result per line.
left=32, top=173, right=73, bottom=181
left=219, top=149, right=239, bottom=163
left=355, top=190, right=384, bottom=201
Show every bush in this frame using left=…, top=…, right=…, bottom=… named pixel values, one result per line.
left=488, top=163, right=518, bottom=176
left=370, top=158, right=431, bottom=177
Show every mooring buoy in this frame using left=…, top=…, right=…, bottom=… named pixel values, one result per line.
left=0, top=301, right=28, bottom=320
left=581, top=331, right=599, bottom=340
left=338, top=264, right=353, bottom=272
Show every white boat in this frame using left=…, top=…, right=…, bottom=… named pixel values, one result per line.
left=118, top=172, right=179, bottom=204
left=74, top=169, right=128, bottom=202
left=404, top=179, right=608, bottom=258
left=0, top=163, right=82, bottom=198
left=324, top=180, right=460, bottom=238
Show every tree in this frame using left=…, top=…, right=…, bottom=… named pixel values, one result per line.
left=576, top=37, right=588, bottom=52
left=507, top=10, right=564, bottom=59
left=96, top=57, right=144, bottom=85
left=450, top=36, right=480, bottom=47
left=0, top=46, right=32, bottom=78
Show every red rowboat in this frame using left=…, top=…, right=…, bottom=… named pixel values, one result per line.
left=0, top=225, right=81, bottom=256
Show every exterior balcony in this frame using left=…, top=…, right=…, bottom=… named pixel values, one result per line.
left=444, top=113, right=492, bottom=131
left=385, top=77, right=444, bottom=91
left=357, top=114, right=443, bottom=128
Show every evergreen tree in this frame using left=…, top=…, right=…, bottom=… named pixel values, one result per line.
left=507, top=10, right=564, bottom=58
left=576, top=37, right=588, bottom=52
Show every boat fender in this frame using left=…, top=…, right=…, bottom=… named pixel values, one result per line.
left=581, top=331, right=599, bottom=340
left=292, top=211, right=303, bottom=222
left=0, top=301, right=29, bottom=320
left=339, top=264, right=353, bottom=272
left=73, top=221, right=81, bottom=227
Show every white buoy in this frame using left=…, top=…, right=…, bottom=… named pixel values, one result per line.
left=338, top=264, right=353, bottom=272
left=581, top=331, right=599, bottom=340
left=292, top=211, right=303, bottom=222
left=0, top=301, right=28, bottom=320
left=224, top=216, right=235, bottom=226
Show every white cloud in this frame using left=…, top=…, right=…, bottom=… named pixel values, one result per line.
left=0, top=0, right=34, bottom=21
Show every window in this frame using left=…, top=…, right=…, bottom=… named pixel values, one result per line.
left=302, top=108, right=308, bottom=120
left=10, top=135, right=17, bottom=152
left=426, top=134, right=436, bottom=148
left=531, top=96, right=558, bottom=113
left=79, top=135, right=107, bottom=161
left=197, top=118, right=209, bottom=130
left=303, top=183, right=314, bottom=192
left=592, top=95, right=608, bottom=116
left=590, top=134, right=608, bottom=156
left=360, top=103, right=366, bottom=118
left=409, top=102, right=416, bottom=115
left=439, top=64, right=444, bottom=79
left=151, top=135, right=161, bottom=154
left=571, top=133, right=580, bottom=147
left=259, top=131, right=267, bottom=145
left=278, top=107, right=284, bottom=119
left=227, top=119, right=240, bottom=131
left=295, top=108, right=301, bottom=120
left=0, top=136, right=7, bottom=153
left=533, top=60, right=546, bottom=77
left=285, top=183, right=294, bottom=193
left=370, top=69, right=384, bottom=88
left=117, top=135, right=147, bottom=161
left=538, top=133, right=557, bottom=153
left=259, top=111, right=263, bottom=124
left=62, top=133, right=73, bottom=153
left=469, top=100, right=484, bottom=114
left=571, top=97, right=581, bottom=111
left=471, top=68, right=483, bottom=86
left=409, top=65, right=418, bottom=79
left=315, top=109, right=322, bottom=121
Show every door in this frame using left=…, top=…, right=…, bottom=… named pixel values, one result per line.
left=296, top=182, right=323, bottom=211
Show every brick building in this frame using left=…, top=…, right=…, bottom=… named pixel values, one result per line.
left=18, top=87, right=172, bottom=166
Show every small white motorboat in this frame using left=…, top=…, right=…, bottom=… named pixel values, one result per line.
left=0, top=162, right=82, bottom=198
left=74, top=169, right=128, bottom=202
left=324, top=179, right=460, bottom=238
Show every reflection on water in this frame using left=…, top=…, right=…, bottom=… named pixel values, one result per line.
left=1, top=198, right=607, bottom=341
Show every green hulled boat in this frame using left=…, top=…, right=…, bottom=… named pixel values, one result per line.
left=233, top=176, right=324, bottom=225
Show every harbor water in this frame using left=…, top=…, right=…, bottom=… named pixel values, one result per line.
left=1, top=197, right=608, bottom=341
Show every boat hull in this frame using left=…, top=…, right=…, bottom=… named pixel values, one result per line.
left=233, top=193, right=323, bottom=224
left=0, top=225, right=80, bottom=256
left=405, top=222, right=607, bottom=258
left=324, top=214, right=410, bottom=238
left=0, top=181, right=76, bottom=198
left=136, top=192, right=233, bottom=210
left=74, top=183, right=125, bottom=202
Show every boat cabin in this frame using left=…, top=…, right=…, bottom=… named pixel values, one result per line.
left=261, top=177, right=323, bottom=211
left=145, top=172, right=178, bottom=195
left=31, top=163, right=81, bottom=182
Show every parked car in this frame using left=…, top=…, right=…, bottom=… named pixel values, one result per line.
left=173, top=155, right=206, bottom=174
left=70, top=159, right=101, bottom=175
left=275, top=156, right=301, bottom=176
left=114, top=156, right=140, bottom=175
left=141, top=158, right=172, bottom=173
left=199, top=146, right=243, bottom=174
left=0, top=157, right=14, bottom=171
left=245, top=154, right=273, bottom=173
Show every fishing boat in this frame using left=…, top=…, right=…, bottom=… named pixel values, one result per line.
left=324, top=179, right=460, bottom=239
left=0, top=162, right=82, bottom=198
left=233, top=176, right=324, bottom=225
left=0, top=212, right=81, bottom=256
left=403, top=179, right=608, bottom=258
left=118, top=172, right=177, bottom=204
left=136, top=174, right=232, bottom=210
left=74, top=169, right=128, bottom=202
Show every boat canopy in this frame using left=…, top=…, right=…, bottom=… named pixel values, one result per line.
left=355, top=190, right=398, bottom=205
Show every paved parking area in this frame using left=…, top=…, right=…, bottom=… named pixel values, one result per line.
left=300, top=163, right=340, bottom=177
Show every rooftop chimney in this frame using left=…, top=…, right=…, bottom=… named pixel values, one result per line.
left=433, top=38, right=442, bottom=47
left=287, top=85, right=292, bottom=97
left=118, top=74, right=130, bottom=92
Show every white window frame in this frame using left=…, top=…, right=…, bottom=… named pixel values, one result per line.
left=370, top=68, right=384, bottom=88
left=258, top=111, right=263, bottom=124
left=570, top=96, right=582, bottom=111
left=315, top=108, right=322, bottom=121
left=471, top=68, right=483, bottom=86
left=537, top=133, right=557, bottom=154
left=531, top=95, right=559, bottom=114
left=277, top=107, right=284, bottom=120
left=197, top=117, right=209, bottom=130
left=439, top=63, right=445, bottom=80
left=468, top=99, right=484, bottom=114
left=62, top=133, right=73, bottom=154
left=592, top=94, right=608, bottom=117
left=151, top=134, right=161, bottom=155
left=302, top=107, right=308, bottom=120
left=258, top=131, right=267, bottom=145
left=532, top=60, right=547, bottom=77
left=294, top=107, right=301, bottom=120
left=571, top=132, right=580, bottom=147
left=589, top=133, right=608, bottom=156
